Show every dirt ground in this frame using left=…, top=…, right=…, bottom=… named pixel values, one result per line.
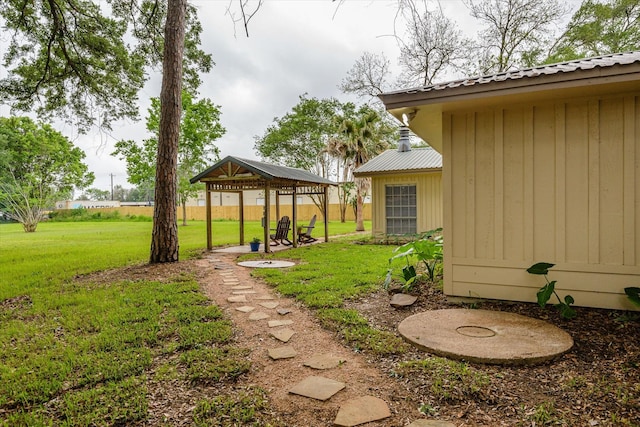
left=90, top=253, right=639, bottom=426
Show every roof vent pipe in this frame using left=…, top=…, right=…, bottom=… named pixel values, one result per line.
left=397, top=126, right=411, bottom=152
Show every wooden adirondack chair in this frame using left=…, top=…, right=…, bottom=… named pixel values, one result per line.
left=269, top=216, right=292, bottom=246
left=298, top=214, right=317, bottom=244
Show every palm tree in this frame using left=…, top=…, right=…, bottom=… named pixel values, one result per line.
left=330, top=107, right=393, bottom=231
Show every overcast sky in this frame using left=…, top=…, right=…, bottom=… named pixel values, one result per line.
left=2, top=0, right=578, bottom=192
left=70, top=0, right=483, bottom=191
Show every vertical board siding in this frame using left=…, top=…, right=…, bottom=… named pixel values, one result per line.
left=599, top=99, right=625, bottom=265
left=624, top=97, right=637, bottom=266
left=445, top=93, right=640, bottom=309
left=533, top=105, right=556, bottom=260
left=371, top=173, right=443, bottom=235
left=502, top=108, right=525, bottom=260
left=564, top=103, right=590, bottom=263
left=474, top=111, right=495, bottom=259
left=451, top=114, right=468, bottom=258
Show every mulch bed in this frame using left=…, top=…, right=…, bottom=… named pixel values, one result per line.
left=345, top=283, right=640, bottom=426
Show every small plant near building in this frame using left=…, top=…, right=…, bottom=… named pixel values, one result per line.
left=385, top=228, right=443, bottom=292
left=527, top=262, right=576, bottom=319
left=624, top=287, right=640, bottom=307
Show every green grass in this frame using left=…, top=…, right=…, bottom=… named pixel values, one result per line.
left=394, top=357, right=491, bottom=402
left=245, top=239, right=409, bottom=355
left=0, top=220, right=364, bottom=295
left=0, top=276, right=244, bottom=425
left=193, top=386, right=279, bottom=427
left=0, top=219, right=371, bottom=424
left=246, top=238, right=386, bottom=308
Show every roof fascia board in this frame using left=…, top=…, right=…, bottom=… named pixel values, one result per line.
left=354, top=168, right=442, bottom=177
left=380, top=66, right=640, bottom=110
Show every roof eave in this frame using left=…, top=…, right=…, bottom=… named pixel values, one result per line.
left=354, top=167, right=442, bottom=177
left=379, top=64, right=640, bottom=110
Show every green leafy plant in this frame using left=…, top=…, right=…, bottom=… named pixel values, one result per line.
left=250, top=237, right=261, bottom=244
left=527, top=262, right=576, bottom=319
left=385, top=229, right=443, bottom=291
left=624, top=287, right=640, bottom=307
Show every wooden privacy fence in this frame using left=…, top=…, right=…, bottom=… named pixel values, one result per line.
left=81, top=203, right=371, bottom=222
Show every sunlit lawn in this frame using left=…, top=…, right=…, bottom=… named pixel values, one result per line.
left=0, top=218, right=370, bottom=425
left=0, top=219, right=367, bottom=298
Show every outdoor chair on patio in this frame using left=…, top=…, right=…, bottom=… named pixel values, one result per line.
left=270, top=216, right=292, bottom=246
left=298, top=214, right=317, bottom=244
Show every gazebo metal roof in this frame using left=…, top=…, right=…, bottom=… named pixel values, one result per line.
left=190, top=156, right=335, bottom=252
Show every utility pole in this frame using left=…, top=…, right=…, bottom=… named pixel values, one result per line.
left=109, top=173, right=115, bottom=200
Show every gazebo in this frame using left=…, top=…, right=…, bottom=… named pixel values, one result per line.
left=190, top=156, right=335, bottom=252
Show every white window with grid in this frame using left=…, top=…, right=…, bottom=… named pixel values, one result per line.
left=385, top=185, right=417, bottom=235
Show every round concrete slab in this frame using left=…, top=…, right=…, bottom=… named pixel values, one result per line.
left=237, top=260, right=296, bottom=268
left=398, top=309, right=573, bottom=365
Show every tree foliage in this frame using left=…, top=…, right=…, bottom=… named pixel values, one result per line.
left=396, top=0, right=468, bottom=86
left=327, top=106, right=396, bottom=231
left=0, top=0, right=211, bottom=132
left=254, top=94, right=355, bottom=176
left=339, top=51, right=392, bottom=101
left=466, top=0, right=566, bottom=73
left=113, top=90, right=225, bottom=225
left=546, top=0, right=640, bottom=62
left=0, top=116, right=94, bottom=232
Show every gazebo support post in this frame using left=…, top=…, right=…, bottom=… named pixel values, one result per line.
left=275, top=191, right=280, bottom=221
left=238, top=191, right=245, bottom=245
left=206, top=184, right=212, bottom=250
left=292, top=185, right=298, bottom=248
left=323, top=186, right=329, bottom=242
left=264, top=183, right=271, bottom=253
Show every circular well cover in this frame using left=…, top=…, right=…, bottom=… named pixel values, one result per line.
left=398, top=309, right=573, bottom=365
left=237, top=260, right=296, bottom=268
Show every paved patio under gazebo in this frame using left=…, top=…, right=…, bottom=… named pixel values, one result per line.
left=190, top=156, right=335, bottom=253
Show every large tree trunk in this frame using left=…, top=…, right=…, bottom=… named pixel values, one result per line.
left=150, top=0, right=186, bottom=264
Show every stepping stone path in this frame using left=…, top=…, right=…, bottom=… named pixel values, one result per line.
left=408, top=421, right=456, bottom=427
left=206, top=254, right=447, bottom=426
left=270, top=328, right=295, bottom=343
left=248, top=312, right=270, bottom=321
left=334, top=396, right=392, bottom=426
left=390, top=293, right=418, bottom=307
left=268, top=346, right=297, bottom=360
left=289, top=376, right=346, bottom=401
left=303, top=353, right=346, bottom=370
left=268, top=319, right=293, bottom=328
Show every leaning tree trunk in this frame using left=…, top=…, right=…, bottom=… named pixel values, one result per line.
left=150, top=0, right=186, bottom=263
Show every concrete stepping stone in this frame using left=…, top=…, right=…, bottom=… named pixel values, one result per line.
left=238, top=260, right=296, bottom=268
left=277, top=308, right=292, bottom=315
left=390, top=293, right=418, bottom=307
left=408, top=421, right=455, bottom=427
left=259, top=301, right=279, bottom=309
left=235, top=305, right=255, bottom=313
left=231, top=285, right=254, bottom=290
left=303, top=354, right=346, bottom=370
left=268, top=319, right=293, bottom=328
left=249, top=312, right=270, bottom=321
left=227, top=295, right=248, bottom=303
left=255, top=295, right=275, bottom=300
left=268, top=346, right=297, bottom=360
left=232, top=290, right=257, bottom=295
left=289, top=376, right=345, bottom=401
left=334, top=395, right=391, bottom=426
left=270, top=328, right=295, bottom=343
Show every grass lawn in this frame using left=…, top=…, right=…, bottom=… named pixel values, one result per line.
left=0, top=219, right=370, bottom=426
